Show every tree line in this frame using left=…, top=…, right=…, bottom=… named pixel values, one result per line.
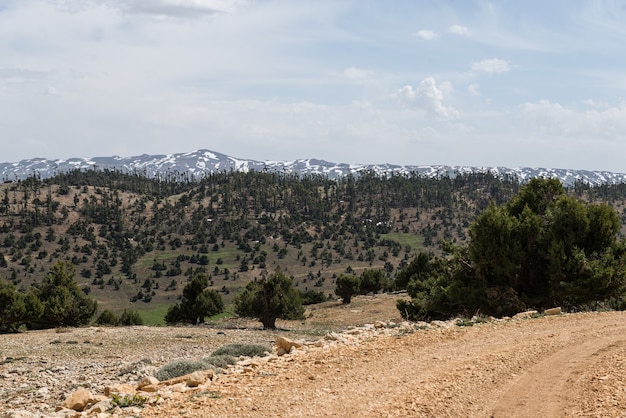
left=396, top=178, right=626, bottom=320
left=2, top=169, right=626, bottom=332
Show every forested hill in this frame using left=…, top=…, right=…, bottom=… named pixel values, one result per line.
left=1, top=168, right=626, bottom=322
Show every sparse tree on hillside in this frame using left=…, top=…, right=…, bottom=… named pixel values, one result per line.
left=335, top=274, right=360, bottom=304
left=30, top=261, right=97, bottom=329
left=119, top=308, right=144, bottom=326
left=234, top=269, right=304, bottom=329
left=95, top=309, right=119, bottom=326
left=165, top=273, right=224, bottom=325
left=0, top=278, right=43, bottom=333
left=359, top=269, right=386, bottom=294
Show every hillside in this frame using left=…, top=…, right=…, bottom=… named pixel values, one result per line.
left=1, top=169, right=626, bottom=324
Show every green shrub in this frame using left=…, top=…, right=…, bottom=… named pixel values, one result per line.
left=154, top=359, right=208, bottom=381
left=119, top=309, right=143, bottom=326
left=30, top=261, right=97, bottom=329
left=300, top=289, right=327, bottom=305
left=210, top=343, right=269, bottom=358
left=203, top=354, right=236, bottom=369
left=0, top=278, right=43, bottom=333
left=111, top=393, right=147, bottom=407
left=95, top=310, right=119, bottom=326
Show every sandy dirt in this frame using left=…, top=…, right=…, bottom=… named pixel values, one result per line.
left=2, top=295, right=626, bottom=417
left=144, top=309, right=626, bottom=417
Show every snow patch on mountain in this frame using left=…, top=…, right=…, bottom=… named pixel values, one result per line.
left=1, top=149, right=625, bottom=187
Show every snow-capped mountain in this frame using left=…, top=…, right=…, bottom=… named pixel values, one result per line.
left=1, top=149, right=625, bottom=187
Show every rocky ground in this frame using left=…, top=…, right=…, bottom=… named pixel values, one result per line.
left=2, top=294, right=626, bottom=417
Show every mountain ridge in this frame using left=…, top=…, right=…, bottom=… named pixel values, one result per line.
left=1, top=149, right=624, bottom=186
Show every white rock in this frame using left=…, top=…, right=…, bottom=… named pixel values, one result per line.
left=186, top=371, right=206, bottom=387
left=513, top=310, right=538, bottom=320
left=137, top=376, right=159, bottom=389
left=275, top=336, right=302, bottom=354
left=3, top=410, right=35, bottom=418
left=62, top=388, right=95, bottom=411
left=544, top=307, right=562, bottom=316
left=84, top=399, right=113, bottom=414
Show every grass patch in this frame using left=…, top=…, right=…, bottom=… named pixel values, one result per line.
left=136, top=252, right=183, bottom=269
left=207, top=305, right=236, bottom=322
left=455, top=318, right=474, bottom=327
left=137, top=304, right=170, bottom=326
left=379, top=233, right=424, bottom=250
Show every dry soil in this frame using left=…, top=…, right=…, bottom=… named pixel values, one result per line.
left=2, top=294, right=626, bottom=417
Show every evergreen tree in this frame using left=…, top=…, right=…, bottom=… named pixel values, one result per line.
left=399, top=178, right=626, bottom=320
left=359, top=269, right=386, bottom=294
left=0, top=278, right=43, bottom=333
left=165, top=274, right=223, bottom=325
left=335, top=274, right=360, bottom=304
left=31, top=261, right=97, bottom=329
left=234, top=269, right=304, bottom=329
left=95, top=309, right=119, bottom=326
left=119, top=308, right=144, bottom=326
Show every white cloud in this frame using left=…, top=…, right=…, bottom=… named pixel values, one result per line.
left=471, top=58, right=511, bottom=73
left=414, top=29, right=439, bottom=40
left=343, top=67, right=372, bottom=81
left=2, top=1, right=626, bottom=171
left=521, top=99, right=626, bottom=140
left=449, top=25, right=470, bottom=36
left=582, top=98, right=610, bottom=109
left=46, top=86, right=60, bottom=96
left=88, top=0, right=248, bottom=18
left=396, top=77, right=458, bottom=119
left=468, top=83, right=480, bottom=96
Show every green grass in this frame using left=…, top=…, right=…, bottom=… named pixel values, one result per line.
left=136, top=303, right=170, bottom=326
left=379, top=233, right=424, bottom=251
left=207, top=305, right=236, bottom=321
left=136, top=251, right=182, bottom=269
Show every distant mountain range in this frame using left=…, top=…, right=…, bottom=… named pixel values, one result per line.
left=1, top=149, right=625, bottom=187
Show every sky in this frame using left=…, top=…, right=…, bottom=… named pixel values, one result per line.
left=1, top=0, right=626, bottom=172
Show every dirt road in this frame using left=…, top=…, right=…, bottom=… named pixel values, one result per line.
left=142, top=311, right=626, bottom=417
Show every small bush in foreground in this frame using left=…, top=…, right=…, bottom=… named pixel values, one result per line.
left=154, top=359, right=208, bottom=381
left=203, top=354, right=236, bottom=369
left=210, top=343, right=270, bottom=358
left=111, top=393, right=147, bottom=408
